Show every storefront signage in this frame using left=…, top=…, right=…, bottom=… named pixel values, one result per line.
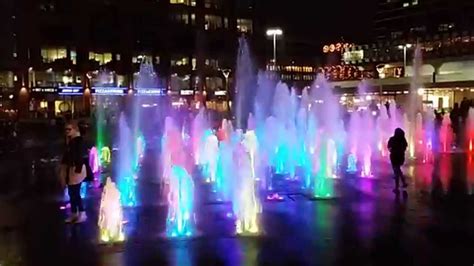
left=214, top=90, right=227, bottom=96
left=343, top=50, right=364, bottom=63
left=376, top=64, right=404, bottom=79
left=135, top=88, right=166, bottom=96
left=32, top=87, right=57, bottom=93
left=92, top=87, right=127, bottom=95
left=317, top=65, right=375, bottom=81
left=180, top=90, right=194, bottom=96
left=58, top=86, right=83, bottom=95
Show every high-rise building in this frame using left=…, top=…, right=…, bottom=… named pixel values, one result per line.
left=375, top=0, right=474, bottom=41
left=0, top=0, right=258, bottom=117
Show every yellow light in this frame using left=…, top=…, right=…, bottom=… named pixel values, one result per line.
left=417, top=88, right=425, bottom=96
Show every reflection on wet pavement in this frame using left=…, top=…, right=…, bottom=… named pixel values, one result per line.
left=1, top=153, right=474, bottom=266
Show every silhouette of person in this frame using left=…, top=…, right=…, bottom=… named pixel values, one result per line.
left=388, top=128, right=408, bottom=192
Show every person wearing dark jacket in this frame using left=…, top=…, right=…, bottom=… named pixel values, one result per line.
left=61, top=121, right=87, bottom=223
left=388, top=128, right=408, bottom=192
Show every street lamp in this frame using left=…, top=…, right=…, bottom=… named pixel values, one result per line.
left=266, top=28, right=283, bottom=65
left=398, top=43, right=413, bottom=77
left=219, top=68, right=232, bottom=113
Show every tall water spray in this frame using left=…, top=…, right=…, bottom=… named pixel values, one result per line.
left=233, top=142, right=260, bottom=235
left=407, top=46, right=423, bottom=158
left=235, top=37, right=256, bottom=129
left=116, top=113, right=137, bottom=207
left=466, top=108, right=474, bottom=152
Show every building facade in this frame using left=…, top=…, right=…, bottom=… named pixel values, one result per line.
left=0, top=0, right=257, bottom=118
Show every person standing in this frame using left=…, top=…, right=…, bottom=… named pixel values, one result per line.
left=61, top=121, right=87, bottom=223
left=388, top=128, right=408, bottom=193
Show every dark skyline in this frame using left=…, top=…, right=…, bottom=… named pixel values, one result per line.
left=261, top=0, right=377, bottom=45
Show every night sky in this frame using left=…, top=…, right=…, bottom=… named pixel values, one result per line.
left=260, top=0, right=377, bottom=45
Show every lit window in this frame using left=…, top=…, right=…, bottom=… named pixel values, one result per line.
left=170, top=0, right=194, bottom=5
left=191, top=14, right=196, bottom=25
left=204, top=0, right=220, bottom=8
left=192, top=58, right=197, bottom=70
left=390, top=31, right=403, bottom=39
left=116, top=54, right=121, bottom=61
left=205, top=59, right=219, bottom=69
left=41, top=47, right=67, bottom=63
left=237, top=18, right=253, bottom=33
left=412, top=0, right=418, bottom=4
left=70, top=49, right=77, bottom=65
left=204, top=15, right=222, bottom=30
left=224, top=17, right=229, bottom=28
left=170, top=13, right=189, bottom=25
left=403, top=2, right=409, bottom=7
left=89, top=52, right=113, bottom=65
left=172, top=57, right=189, bottom=66
left=155, top=56, right=160, bottom=64
left=438, top=23, right=454, bottom=32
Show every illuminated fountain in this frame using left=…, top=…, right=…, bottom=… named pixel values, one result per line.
left=466, top=108, right=474, bottom=152
left=423, top=107, right=435, bottom=163
left=215, top=141, right=234, bottom=201
left=89, top=146, right=100, bottom=174
left=166, top=165, right=195, bottom=238
left=359, top=111, right=374, bottom=177
left=376, top=106, right=391, bottom=157
left=98, top=177, right=125, bottom=243
left=414, top=113, right=425, bottom=159
left=201, top=131, right=219, bottom=183
left=192, top=108, right=208, bottom=165
left=312, top=133, right=336, bottom=198
left=116, top=113, right=137, bottom=207
left=243, top=128, right=259, bottom=180
left=439, top=114, right=453, bottom=153
left=233, top=142, right=261, bottom=235
left=135, top=133, right=145, bottom=170
left=100, top=146, right=111, bottom=166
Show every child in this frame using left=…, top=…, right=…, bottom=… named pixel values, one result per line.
left=388, top=128, right=408, bottom=192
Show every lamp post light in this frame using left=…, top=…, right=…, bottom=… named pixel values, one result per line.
left=219, top=68, right=232, bottom=113
left=266, top=28, right=283, bottom=65
left=398, top=43, right=413, bottom=77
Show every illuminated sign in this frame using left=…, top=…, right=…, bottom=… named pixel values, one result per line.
left=317, top=65, right=375, bottom=81
left=180, top=90, right=194, bottom=96
left=343, top=50, right=364, bottom=63
left=58, top=86, right=83, bottom=95
left=214, top=90, right=227, bottom=96
left=376, top=64, right=404, bottom=79
left=92, top=87, right=127, bottom=95
left=32, top=87, right=57, bottom=93
left=136, top=88, right=166, bottom=96
left=323, top=43, right=354, bottom=53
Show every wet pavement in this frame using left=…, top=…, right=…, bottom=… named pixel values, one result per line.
left=2, top=153, right=474, bottom=266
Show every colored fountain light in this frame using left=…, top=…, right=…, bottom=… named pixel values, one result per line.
left=466, top=108, right=474, bottom=152
left=135, top=133, right=146, bottom=170
left=166, top=166, right=195, bottom=238
left=100, top=146, right=111, bottom=166
left=89, top=146, right=100, bottom=174
left=116, top=113, right=138, bottom=207
left=98, top=177, right=125, bottom=243
left=439, top=114, right=453, bottom=153
left=243, top=129, right=259, bottom=180
left=201, top=131, right=219, bottom=183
